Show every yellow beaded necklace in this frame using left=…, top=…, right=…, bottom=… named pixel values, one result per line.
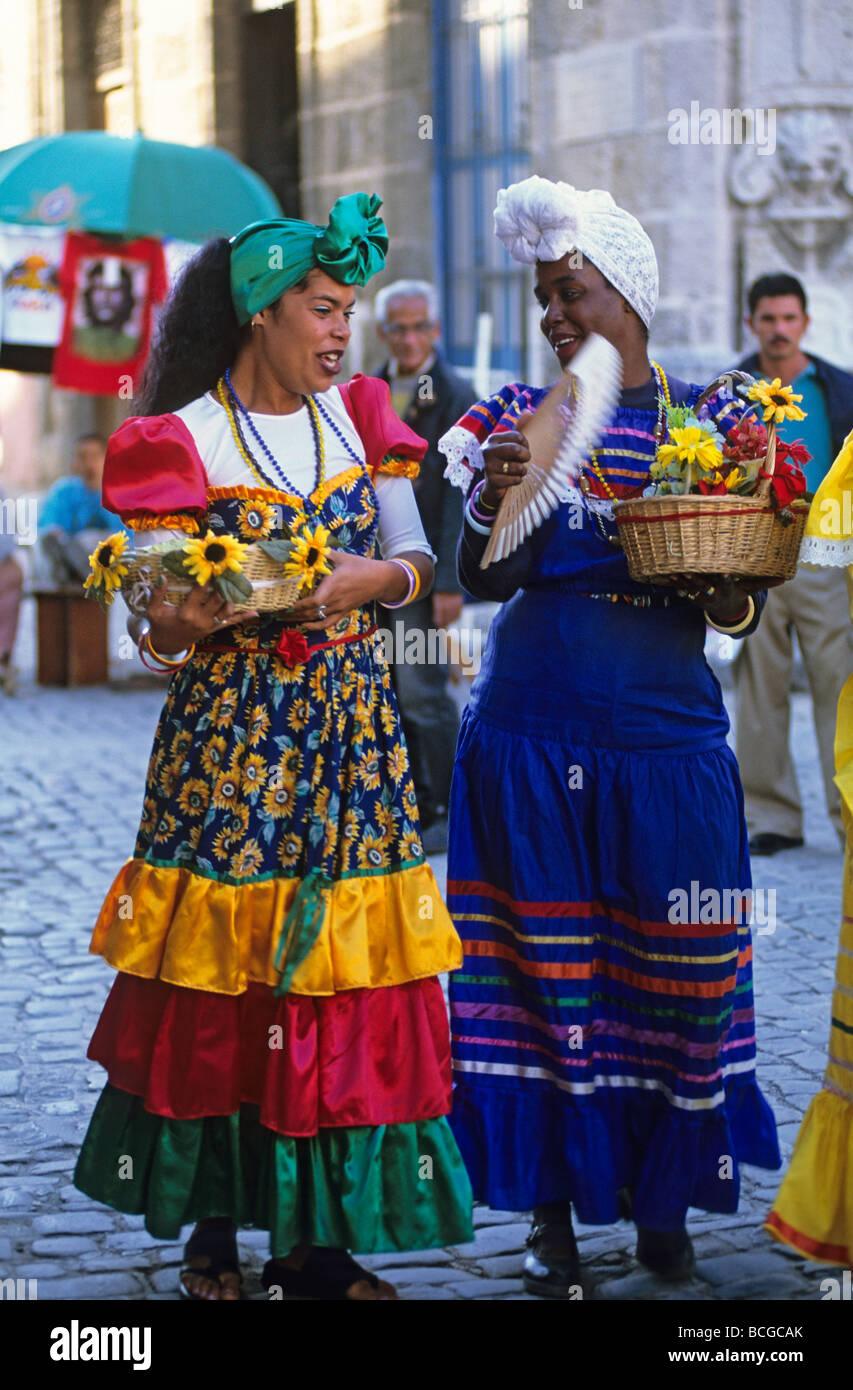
left=584, top=360, right=672, bottom=501
left=215, top=376, right=327, bottom=498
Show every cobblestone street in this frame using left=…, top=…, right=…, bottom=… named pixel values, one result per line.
left=1, top=604, right=849, bottom=1302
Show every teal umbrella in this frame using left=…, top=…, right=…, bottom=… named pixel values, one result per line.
left=0, top=131, right=282, bottom=242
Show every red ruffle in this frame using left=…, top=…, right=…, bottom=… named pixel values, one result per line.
left=102, top=414, right=210, bottom=523
left=339, top=374, right=427, bottom=477
left=87, top=973, right=451, bottom=1137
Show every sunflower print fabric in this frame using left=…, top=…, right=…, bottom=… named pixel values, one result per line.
left=134, top=470, right=424, bottom=886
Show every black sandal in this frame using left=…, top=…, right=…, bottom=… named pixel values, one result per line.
left=179, top=1220, right=243, bottom=1301
left=261, top=1247, right=396, bottom=1301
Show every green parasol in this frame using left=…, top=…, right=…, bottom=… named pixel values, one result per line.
left=0, top=130, right=282, bottom=242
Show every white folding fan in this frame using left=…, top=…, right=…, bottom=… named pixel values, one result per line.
left=480, top=332, right=622, bottom=568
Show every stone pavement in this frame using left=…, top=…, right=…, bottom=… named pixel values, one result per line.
left=0, top=615, right=849, bottom=1300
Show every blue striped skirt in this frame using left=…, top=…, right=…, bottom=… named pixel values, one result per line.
left=447, top=588, right=781, bottom=1229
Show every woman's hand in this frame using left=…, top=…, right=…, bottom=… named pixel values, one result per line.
left=480, top=419, right=532, bottom=510
left=675, top=573, right=762, bottom=625
left=146, top=576, right=258, bottom=654
left=284, top=550, right=433, bottom=632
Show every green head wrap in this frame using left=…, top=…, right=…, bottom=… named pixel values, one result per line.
left=229, top=192, right=388, bottom=325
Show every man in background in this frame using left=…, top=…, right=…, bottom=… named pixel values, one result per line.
left=734, top=273, right=853, bottom=854
left=375, top=279, right=475, bottom=853
left=37, top=432, right=124, bottom=584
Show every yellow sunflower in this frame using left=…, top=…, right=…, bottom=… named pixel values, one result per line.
left=357, top=830, right=389, bottom=871
left=724, top=466, right=745, bottom=493
left=212, top=771, right=241, bottom=810
left=288, top=699, right=311, bottom=733
left=236, top=499, right=276, bottom=541
left=278, top=834, right=303, bottom=870
left=177, top=778, right=210, bottom=818
left=139, top=795, right=158, bottom=836
left=212, top=826, right=241, bottom=861
left=183, top=531, right=248, bottom=587
left=262, top=780, right=296, bottom=819
left=185, top=681, right=208, bottom=715
left=747, top=377, right=806, bottom=425
left=230, top=840, right=264, bottom=879
left=84, top=532, right=129, bottom=602
left=247, top=705, right=271, bottom=748
left=200, top=735, right=228, bottom=778
left=283, top=523, right=334, bottom=594
left=358, top=751, right=381, bottom=792
left=400, top=826, right=423, bottom=860
left=656, top=426, right=723, bottom=474
left=153, top=812, right=178, bottom=843
left=238, top=753, right=267, bottom=799
left=386, top=743, right=408, bottom=784
left=322, top=820, right=339, bottom=859
left=379, top=701, right=397, bottom=737
left=211, top=687, right=240, bottom=730
left=310, top=665, right=327, bottom=702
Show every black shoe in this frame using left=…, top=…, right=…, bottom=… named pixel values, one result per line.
left=748, top=833, right=804, bottom=857
left=636, top=1226, right=695, bottom=1280
left=421, top=816, right=448, bottom=854
left=522, top=1204, right=583, bottom=1299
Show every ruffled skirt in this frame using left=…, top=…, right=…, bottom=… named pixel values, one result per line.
left=766, top=673, right=853, bottom=1264
left=74, top=635, right=473, bottom=1252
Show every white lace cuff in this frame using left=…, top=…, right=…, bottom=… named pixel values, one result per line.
left=798, top=535, right=853, bottom=566
left=440, top=425, right=485, bottom=490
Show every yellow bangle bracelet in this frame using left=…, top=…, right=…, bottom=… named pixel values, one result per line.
left=144, top=632, right=197, bottom=668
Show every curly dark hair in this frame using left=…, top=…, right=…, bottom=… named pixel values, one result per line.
left=135, top=239, right=250, bottom=416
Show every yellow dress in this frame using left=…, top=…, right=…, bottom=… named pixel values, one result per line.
left=766, top=429, right=853, bottom=1263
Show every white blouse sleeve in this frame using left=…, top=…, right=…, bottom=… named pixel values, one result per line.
left=373, top=474, right=436, bottom=562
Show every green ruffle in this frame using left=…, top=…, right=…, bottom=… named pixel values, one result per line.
left=74, top=1084, right=473, bottom=1254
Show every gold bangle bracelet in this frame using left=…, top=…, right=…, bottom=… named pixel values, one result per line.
left=145, top=632, right=197, bottom=668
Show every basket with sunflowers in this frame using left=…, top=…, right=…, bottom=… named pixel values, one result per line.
left=83, top=521, right=338, bottom=614
left=613, top=375, right=812, bottom=585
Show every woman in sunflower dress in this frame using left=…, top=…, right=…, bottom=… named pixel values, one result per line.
left=73, top=194, right=473, bottom=1301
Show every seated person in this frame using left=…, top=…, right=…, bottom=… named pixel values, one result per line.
left=37, top=432, right=126, bottom=584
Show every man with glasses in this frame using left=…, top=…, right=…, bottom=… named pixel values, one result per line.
left=375, top=279, right=475, bottom=852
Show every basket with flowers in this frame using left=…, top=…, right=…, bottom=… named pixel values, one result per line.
left=613, top=376, right=812, bottom=584
left=83, top=521, right=338, bottom=614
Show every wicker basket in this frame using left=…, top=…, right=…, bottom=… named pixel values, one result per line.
left=613, top=490, right=809, bottom=585
left=121, top=544, right=304, bottom=614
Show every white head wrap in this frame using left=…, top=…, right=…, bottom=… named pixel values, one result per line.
left=493, top=175, right=659, bottom=329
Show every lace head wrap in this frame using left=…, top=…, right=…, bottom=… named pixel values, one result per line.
left=230, top=192, right=388, bottom=325
left=493, top=175, right=658, bottom=328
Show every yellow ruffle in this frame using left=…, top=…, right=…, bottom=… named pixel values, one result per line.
left=90, top=856, right=462, bottom=996
left=206, top=466, right=364, bottom=510
left=804, top=426, right=853, bottom=541
left=376, top=455, right=420, bottom=481
left=127, top=513, right=201, bottom=533
left=766, top=1088, right=853, bottom=1265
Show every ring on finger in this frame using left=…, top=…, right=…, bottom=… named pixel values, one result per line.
left=317, top=604, right=328, bottom=620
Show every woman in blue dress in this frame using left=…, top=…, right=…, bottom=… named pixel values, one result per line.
left=440, top=177, right=781, bottom=1296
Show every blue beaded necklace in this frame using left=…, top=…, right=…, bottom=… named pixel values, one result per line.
left=224, top=368, right=325, bottom=504
left=223, top=370, right=380, bottom=550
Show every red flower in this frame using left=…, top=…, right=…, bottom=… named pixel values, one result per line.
left=760, top=458, right=808, bottom=510
left=276, top=629, right=310, bottom=666
left=723, top=416, right=767, bottom=464
left=775, top=438, right=812, bottom=469
left=698, top=477, right=727, bottom=495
